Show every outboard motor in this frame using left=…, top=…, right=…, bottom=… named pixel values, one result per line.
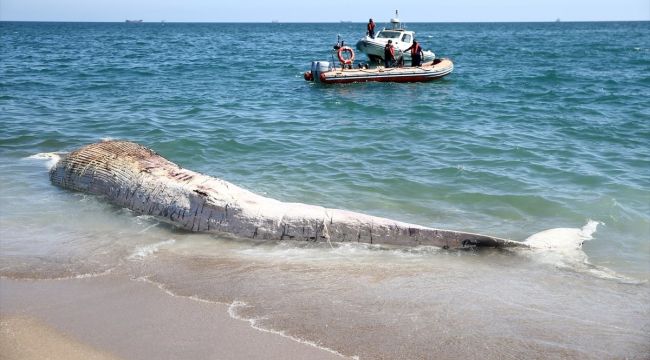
left=309, top=61, right=330, bottom=83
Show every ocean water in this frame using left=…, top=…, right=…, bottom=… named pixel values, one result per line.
left=1, top=21, right=649, bottom=358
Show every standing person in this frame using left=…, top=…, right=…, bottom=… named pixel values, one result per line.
left=384, top=40, right=395, bottom=68
left=405, top=40, right=424, bottom=67
left=367, top=18, right=375, bottom=38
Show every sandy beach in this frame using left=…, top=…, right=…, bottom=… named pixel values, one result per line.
left=0, top=275, right=343, bottom=360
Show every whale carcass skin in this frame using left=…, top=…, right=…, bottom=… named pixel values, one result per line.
left=49, top=141, right=527, bottom=250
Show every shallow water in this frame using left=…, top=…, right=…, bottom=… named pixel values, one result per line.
left=1, top=21, right=649, bottom=358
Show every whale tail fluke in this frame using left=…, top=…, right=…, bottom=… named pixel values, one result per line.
left=524, top=219, right=600, bottom=251
left=521, top=220, right=639, bottom=283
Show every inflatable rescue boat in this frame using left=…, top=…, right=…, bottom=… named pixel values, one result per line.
left=304, top=46, right=453, bottom=84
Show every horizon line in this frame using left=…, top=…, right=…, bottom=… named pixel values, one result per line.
left=1, top=19, right=648, bottom=23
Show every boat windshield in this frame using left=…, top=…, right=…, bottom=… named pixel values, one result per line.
left=376, top=30, right=401, bottom=39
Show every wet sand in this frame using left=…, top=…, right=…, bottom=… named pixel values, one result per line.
left=1, top=316, right=118, bottom=360
left=0, top=276, right=343, bottom=360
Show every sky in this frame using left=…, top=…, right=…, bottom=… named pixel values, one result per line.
left=1, top=0, right=649, bottom=22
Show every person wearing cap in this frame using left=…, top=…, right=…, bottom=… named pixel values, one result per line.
left=405, top=39, right=424, bottom=67
left=367, top=18, right=376, bottom=38
left=384, top=40, right=396, bottom=68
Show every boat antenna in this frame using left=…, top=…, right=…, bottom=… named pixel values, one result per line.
left=331, top=36, right=337, bottom=68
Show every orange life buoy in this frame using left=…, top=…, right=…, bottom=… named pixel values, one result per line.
left=337, top=46, right=355, bottom=65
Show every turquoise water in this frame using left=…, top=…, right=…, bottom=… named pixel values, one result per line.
left=1, top=21, right=649, bottom=358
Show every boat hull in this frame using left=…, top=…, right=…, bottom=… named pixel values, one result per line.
left=356, top=36, right=435, bottom=65
left=314, top=59, right=453, bottom=84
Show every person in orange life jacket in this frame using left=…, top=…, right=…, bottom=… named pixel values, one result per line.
left=384, top=40, right=396, bottom=68
left=405, top=40, right=424, bottom=67
left=367, top=18, right=376, bottom=38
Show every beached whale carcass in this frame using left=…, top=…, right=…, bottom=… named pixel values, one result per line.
left=49, top=141, right=528, bottom=250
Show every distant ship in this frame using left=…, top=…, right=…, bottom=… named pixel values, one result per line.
left=125, top=19, right=143, bottom=23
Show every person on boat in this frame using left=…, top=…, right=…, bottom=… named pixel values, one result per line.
left=384, top=40, right=396, bottom=68
left=405, top=40, right=424, bottom=67
left=367, top=18, right=376, bottom=38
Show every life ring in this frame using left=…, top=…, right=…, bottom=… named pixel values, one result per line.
left=337, top=46, right=355, bottom=65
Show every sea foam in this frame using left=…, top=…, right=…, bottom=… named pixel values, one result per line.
left=128, top=239, right=176, bottom=260
left=227, top=300, right=352, bottom=359
left=26, top=152, right=64, bottom=170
